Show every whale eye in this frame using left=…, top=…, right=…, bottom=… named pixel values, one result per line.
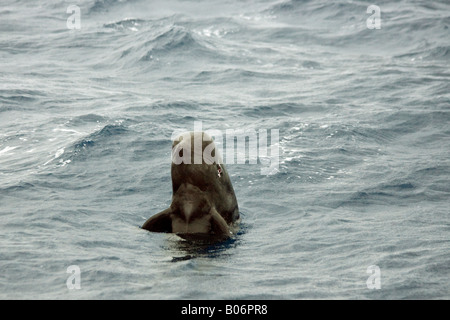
left=217, top=164, right=222, bottom=178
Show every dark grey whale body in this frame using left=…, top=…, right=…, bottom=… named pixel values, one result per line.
left=142, top=132, right=239, bottom=237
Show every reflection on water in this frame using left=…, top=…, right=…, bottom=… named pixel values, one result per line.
left=167, top=222, right=248, bottom=262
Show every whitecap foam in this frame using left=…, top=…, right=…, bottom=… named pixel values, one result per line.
left=0, top=146, right=18, bottom=156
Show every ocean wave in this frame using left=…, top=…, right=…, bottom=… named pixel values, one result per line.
left=103, top=18, right=147, bottom=31
left=62, top=124, right=129, bottom=163
left=0, top=89, right=46, bottom=103
left=138, top=25, right=213, bottom=62
left=395, top=45, right=450, bottom=61
left=340, top=164, right=449, bottom=208
left=193, top=68, right=300, bottom=84
left=264, top=0, right=368, bottom=23
left=341, top=185, right=424, bottom=207
left=89, top=0, right=135, bottom=14
left=66, top=114, right=108, bottom=126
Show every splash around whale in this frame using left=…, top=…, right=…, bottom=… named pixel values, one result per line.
left=142, top=131, right=240, bottom=238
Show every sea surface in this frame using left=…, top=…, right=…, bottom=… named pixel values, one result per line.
left=0, top=0, right=449, bottom=299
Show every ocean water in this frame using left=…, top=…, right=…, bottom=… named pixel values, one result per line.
left=0, top=0, right=449, bottom=299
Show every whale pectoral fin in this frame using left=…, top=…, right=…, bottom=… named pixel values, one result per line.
left=142, top=208, right=173, bottom=233
left=210, top=208, right=230, bottom=235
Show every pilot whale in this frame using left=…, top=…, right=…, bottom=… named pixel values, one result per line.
left=142, top=131, right=239, bottom=237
